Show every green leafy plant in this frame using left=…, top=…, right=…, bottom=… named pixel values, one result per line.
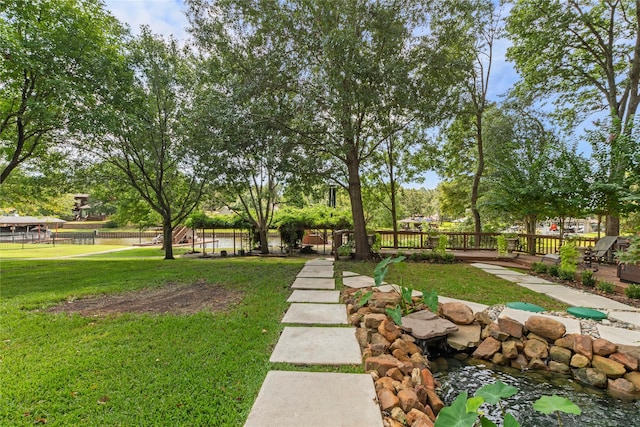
left=581, top=270, right=596, bottom=287
left=435, top=234, right=448, bottom=256
left=531, top=262, right=548, bottom=274
left=548, top=264, right=560, bottom=277
left=496, top=234, right=508, bottom=256
left=435, top=382, right=581, bottom=427
left=337, top=243, right=352, bottom=257
left=557, top=268, right=575, bottom=281
left=597, top=280, right=616, bottom=293
left=559, top=242, right=578, bottom=274
left=624, top=284, right=640, bottom=299
left=617, top=235, right=640, bottom=265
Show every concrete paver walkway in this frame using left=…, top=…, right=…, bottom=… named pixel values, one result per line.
left=270, top=326, right=362, bottom=364
left=287, top=290, right=340, bottom=303
left=281, top=303, right=347, bottom=324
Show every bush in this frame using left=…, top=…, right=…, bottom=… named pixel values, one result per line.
left=548, top=264, right=560, bottom=277
left=531, top=262, right=548, bottom=274
left=559, top=242, right=578, bottom=273
left=597, top=281, right=616, bottom=293
left=406, top=251, right=456, bottom=264
left=104, top=220, right=119, bottom=228
left=558, top=268, right=575, bottom=281
left=581, top=270, right=596, bottom=287
left=624, top=284, right=640, bottom=299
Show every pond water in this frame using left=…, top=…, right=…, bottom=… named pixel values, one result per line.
left=434, top=358, right=640, bottom=427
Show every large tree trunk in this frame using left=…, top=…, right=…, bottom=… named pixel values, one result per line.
left=162, top=217, right=174, bottom=260
left=471, top=111, right=484, bottom=247
left=605, top=215, right=620, bottom=238
left=258, top=226, right=269, bottom=255
left=347, top=151, right=370, bottom=260
left=525, top=214, right=536, bottom=255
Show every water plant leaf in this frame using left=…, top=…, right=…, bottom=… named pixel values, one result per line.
left=475, top=381, right=518, bottom=404
left=423, top=288, right=438, bottom=313
left=503, top=413, right=521, bottom=427
left=373, top=256, right=405, bottom=286
left=479, top=416, right=498, bottom=427
left=533, top=395, right=581, bottom=415
left=465, top=396, right=484, bottom=413
left=358, top=290, right=373, bottom=306
left=434, top=392, right=478, bottom=427
left=386, top=306, right=403, bottom=325
left=401, top=286, right=413, bottom=305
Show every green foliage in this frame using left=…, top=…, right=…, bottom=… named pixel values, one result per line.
left=496, top=234, right=508, bottom=255
left=548, top=264, right=560, bottom=277
left=337, top=244, right=353, bottom=257
left=434, top=234, right=448, bottom=256
left=531, top=262, right=548, bottom=274
left=408, top=251, right=456, bottom=264
left=617, top=235, right=640, bottom=265
left=581, top=270, right=596, bottom=287
left=435, top=382, right=581, bottom=427
left=557, top=268, right=575, bottom=282
left=597, top=281, right=616, bottom=294
left=624, top=284, right=640, bottom=299
left=559, top=243, right=578, bottom=273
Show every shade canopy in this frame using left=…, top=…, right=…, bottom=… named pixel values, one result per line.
left=0, top=216, right=67, bottom=226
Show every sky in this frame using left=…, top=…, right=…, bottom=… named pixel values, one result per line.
left=103, top=0, right=521, bottom=190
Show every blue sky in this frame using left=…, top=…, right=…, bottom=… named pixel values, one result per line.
left=104, top=0, right=522, bottom=189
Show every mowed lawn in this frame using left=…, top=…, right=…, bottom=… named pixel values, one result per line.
left=0, top=255, right=305, bottom=426
left=0, top=253, right=567, bottom=426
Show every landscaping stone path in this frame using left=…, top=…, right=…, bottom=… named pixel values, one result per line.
left=245, top=258, right=384, bottom=427
left=246, top=259, right=640, bottom=426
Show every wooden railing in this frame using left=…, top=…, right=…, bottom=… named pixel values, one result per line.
left=337, top=230, right=598, bottom=256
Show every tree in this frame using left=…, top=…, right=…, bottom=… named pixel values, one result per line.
left=88, top=28, right=214, bottom=259
left=0, top=0, right=127, bottom=183
left=505, top=0, right=640, bottom=236
left=187, top=0, right=462, bottom=260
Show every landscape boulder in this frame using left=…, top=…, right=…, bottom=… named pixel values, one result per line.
left=524, top=316, right=566, bottom=341
left=439, top=302, right=474, bottom=325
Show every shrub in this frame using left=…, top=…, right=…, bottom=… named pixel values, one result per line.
left=531, top=262, right=548, bottom=274
left=559, top=242, right=578, bottom=273
left=104, top=220, right=119, bottom=228
left=548, top=264, right=560, bottom=277
left=558, top=268, right=575, bottom=281
left=624, top=284, right=640, bottom=299
left=581, top=270, right=596, bottom=287
left=597, top=281, right=615, bottom=293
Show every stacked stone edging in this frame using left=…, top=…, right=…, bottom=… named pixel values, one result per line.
left=343, top=286, right=640, bottom=427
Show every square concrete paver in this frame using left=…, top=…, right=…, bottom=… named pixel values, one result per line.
left=292, top=277, right=335, bottom=290
left=607, top=310, right=640, bottom=328
left=305, top=258, right=334, bottom=266
left=297, top=267, right=334, bottom=278
left=281, top=303, right=347, bottom=324
left=287, top=290, right=341, bottom=303
left=499, top=307, right=581, bottom=335
left=244, top=371, right=383, bottom=427
left=377, top=284, right=422, bottom=297
left=343, top=275, right=377, bottom=288
left=471, top=263, right=506, bottom=269
left=270, top=327, right=362, bottom=365
left=597, top=324, right=640, bottom=346
left=343, top=271, right=360, bottom=277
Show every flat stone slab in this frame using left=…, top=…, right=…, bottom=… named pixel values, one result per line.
left=597, top=324, right=640, bottom=346
left=291, top=277, right=335, bottom=290
left=305, top=258, right=334, bottom=266
left=438, top=296, right=488, bottom=314
left=499, top=307, right=581, bottom=335
left=245, top=371, right=383, bottom=427
left=471, top=263, right=508, bottom=270
left=401, top=310, right=458, bottom=339
left=447, top=323, right=482, bottom=350
left=343, top=275, right=377, bottom=289
left=343, top=271, right=360, bottom=277
left=530, top=285, right=633, bottom=310
left=297, top=267, right=334, bottom=278
left=608, top=310, right=640, bottom=327
left=287, top=290, right=341, bottom=303
left=269, top=327, right=362, bottom=365
left=281, top=303, right=347, bottom=324
left=377, top=284, right=422, bottom=297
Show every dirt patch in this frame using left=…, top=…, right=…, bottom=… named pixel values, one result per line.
left=48, top=282, right=243, bottom=316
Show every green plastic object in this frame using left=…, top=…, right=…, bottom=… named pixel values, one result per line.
left=506, top=301, right=546, bottom=313
left=567, top=306, right=607, bottom=320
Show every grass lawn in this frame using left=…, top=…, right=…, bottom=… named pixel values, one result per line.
left=1, top=254, right=568, bottom=426
left=0, top=244, right=130, bottom=259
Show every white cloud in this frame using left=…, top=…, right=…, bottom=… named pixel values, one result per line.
left=103, top=0, right=189, bottom=40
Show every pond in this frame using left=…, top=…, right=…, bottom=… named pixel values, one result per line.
left=434, top=357, right=640, bottom=426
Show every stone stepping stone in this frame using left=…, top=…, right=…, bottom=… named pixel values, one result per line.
left=377, top=284, right=422, bottom=297
left=597, top=324, right=640, bottom=346
left=567, top=306, right=607, bottom=320
left=438, top=296, right=488, bottom=313
left=245, top=371, right=383, bottom=427
left=608, top=310, right=640, bottom=327
left=270, top=326, right=362, bottom=365
left=287, top=290, right=340, bottom=303
left=304, top=258, right=334, bottom=266
left=342, top=271, right=360, bottom=277
left=281, top=303, right=347, bottom=324
left=297, top=267, right=334, bottom=278
left=499, top=307, right=581, bottom=335
left=343, top=275, right=377, bottom=288
left=292, top=277, right=335, bottom=290
left=471, top=263, right=507, bottom=269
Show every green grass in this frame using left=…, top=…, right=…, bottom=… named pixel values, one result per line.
left=334, top=260, right=569, bottom=312
left=0, top=256, right=305, bottom=426
left=0, top=244, right=130, bottom=259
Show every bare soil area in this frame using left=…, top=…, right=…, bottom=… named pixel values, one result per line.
left=48, top=282, right=243, bottom=316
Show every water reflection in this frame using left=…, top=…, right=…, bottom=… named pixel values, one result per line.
left=434, top=358, right=640, bottom=427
